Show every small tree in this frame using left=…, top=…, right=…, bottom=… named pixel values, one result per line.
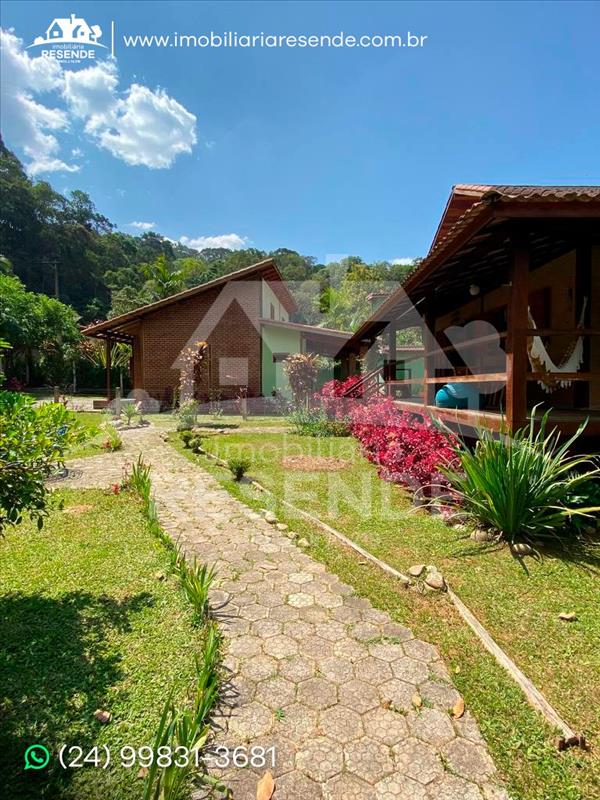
left=0, top=392, right=85, bottom=532
left=283, top=353, right=320, bottom=407
left=179, top=340, right=208, bottom=403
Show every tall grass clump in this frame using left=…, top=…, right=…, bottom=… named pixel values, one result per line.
left=288, top=406, right=350, bottom=437
left=124, top=456, right=226, bottom=799
left=227, top=455, right=251, bottom=481
left=143, top=623, right=225, bottom=800
left=441, top=408, right=600, bottom=543
left=175, top=557, right=217, bottom=622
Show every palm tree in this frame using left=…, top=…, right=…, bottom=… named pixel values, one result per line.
left=142, top=254, right=185, bottom=299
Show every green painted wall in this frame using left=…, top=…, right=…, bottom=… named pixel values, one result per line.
left=261, top=281, right=290, bottom=321
left=261, top=325, right=301, bottom=397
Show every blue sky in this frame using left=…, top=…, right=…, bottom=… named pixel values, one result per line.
left=1, top=0, right=599, bottom=263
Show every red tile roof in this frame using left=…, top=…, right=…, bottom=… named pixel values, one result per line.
left=430, top=184, right=600, bottom=253
left=83, top=258, right=297, bottom=337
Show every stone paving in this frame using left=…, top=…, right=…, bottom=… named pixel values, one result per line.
left=61, top=427, right=508, bottom=800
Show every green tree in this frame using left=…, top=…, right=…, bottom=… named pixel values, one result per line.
left=141, top=254, right=185, bottom=299
left=0, top=274, right=81, bottom=385
left=0, top=392, right=85, bottom=532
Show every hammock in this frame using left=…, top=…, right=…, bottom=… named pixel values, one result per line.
left=527, top=298, right=587, bottom=393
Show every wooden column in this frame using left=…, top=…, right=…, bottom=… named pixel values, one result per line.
left=574, top=239, right=591, bottom=409
left=105, top=338, right=112, bottom=401
left=387, top=323, right=397, bottom=388
left=422, top=297, right=437, bottom=406
left=506, top=238, right=529, bottom=432
left=348, top=352, right=357, bottom=377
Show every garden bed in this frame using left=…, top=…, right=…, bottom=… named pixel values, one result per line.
left=170, top=429, right=600, bottom=800
left=0, top=488, right=204, bottom=800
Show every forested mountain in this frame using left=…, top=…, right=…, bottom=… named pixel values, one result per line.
left=0, top=137, right=418, bottom=331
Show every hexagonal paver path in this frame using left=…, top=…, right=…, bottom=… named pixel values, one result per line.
left=61, top=427, right=508, bottom=800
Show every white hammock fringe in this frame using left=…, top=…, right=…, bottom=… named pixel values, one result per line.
left=527, top=298, right=587, bottom=393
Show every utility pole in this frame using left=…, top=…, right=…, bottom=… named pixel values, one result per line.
left=53, top=260, right=59, bottom=299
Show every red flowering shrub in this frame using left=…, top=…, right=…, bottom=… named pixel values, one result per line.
left=317, top=375, right=363, bottom=419
left=349, top=398, right=458, bottom=494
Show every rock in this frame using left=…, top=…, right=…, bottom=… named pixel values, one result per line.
left=297, top=538, right=310, bottom=547
left=452, top=523, right=468, bottom=533
left=154, top=571, right=166, bottom=581
left=275, top=522, right=289, bottom=532
left=470, top=529, right=493, bottom=542
left=426, top=565, right=437, bottom=574
left=286, top=530, right=298, bottom=540
left=558, top=611, right=577, bottom=622
left=94, top=709, right=111, bottom=724
left=408, top=564, right=426, bottom=577
left=412, top=692, right=423, bottom=708
left=511, top=542, right=533, bottom=556
left=424, top=571, right=446, bottom=591
left=264, top=511, right=277, bottom=524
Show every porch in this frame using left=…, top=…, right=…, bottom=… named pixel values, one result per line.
left=340, top=185, right=600, bottom=440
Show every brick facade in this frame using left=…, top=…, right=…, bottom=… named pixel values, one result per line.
left=135, top=277, right=262, bottom=406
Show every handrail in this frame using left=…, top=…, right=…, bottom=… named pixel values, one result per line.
left=424, top=373, right=507, bottom=384
left=522, top=328, right=600, bottom=337
left=342, top=365, right=383, bottom=396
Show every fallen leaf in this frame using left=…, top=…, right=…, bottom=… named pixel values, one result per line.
left=137, top=767, right=149, bottom=779
left=412, top=692, right=423, bottom=709
left=452, top=697, right=465, bottom=719
left=94, top=709, right=111, bottom=724
left=64, top=505, right=93, bottom=515
left=558, top=612, right=577, bottom=622
left=256, top=770, right=275, bottom=800
left=380, top=698, right=392, bottom=710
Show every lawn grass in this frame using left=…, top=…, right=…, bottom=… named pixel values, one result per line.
left=171, top=430, right=600, bottom=800
left=64, top=411, right=106, bottom=458
left=192, top=413, right=289, bottom=430
left=0, top=488, right=203, bottom=800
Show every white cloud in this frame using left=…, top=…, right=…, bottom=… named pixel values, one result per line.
left=129, top=220, right=156, bottom=231
left=0, top=29, right=77, bottom=174
left=0, top=30, right=197, bottom=173
left=71, top=147, right=83, bottom=157
left=63, top=61, right=197, bottom=168
left=180, top=233, right=248, bottom=251
left=391, top=258, right=414, bottom=266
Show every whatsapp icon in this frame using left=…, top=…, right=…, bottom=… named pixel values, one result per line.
left=24, top=744, right=50, bottom=770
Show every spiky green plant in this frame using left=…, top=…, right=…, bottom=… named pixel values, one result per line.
left=178, top=558, right=217, bottom=622
left=441, top=409, right=600, bottom=542
left=143, top=623, right=225, bottom=800
left=122, top=402, right=137, bottom=426
left=125, top=456, right=152, bottom=506
left=227, top=456, right=251, bottom=481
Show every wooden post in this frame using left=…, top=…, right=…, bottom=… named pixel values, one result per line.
left=348, top=352, right=357, bottom=377
left=422, top=298, right=436, bottom=406
left=105, top=338, right=112, bottom=401
left=574, top=240, right=591, bottom=409
left=506, top=238, right=529, bottom=432
left=387, top=323, right=397, bottom=396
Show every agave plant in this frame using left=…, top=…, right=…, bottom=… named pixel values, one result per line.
left=441, top=408, right=600, bottom=543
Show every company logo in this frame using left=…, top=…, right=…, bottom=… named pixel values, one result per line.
left=27, top=12, right=107, bottom=63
